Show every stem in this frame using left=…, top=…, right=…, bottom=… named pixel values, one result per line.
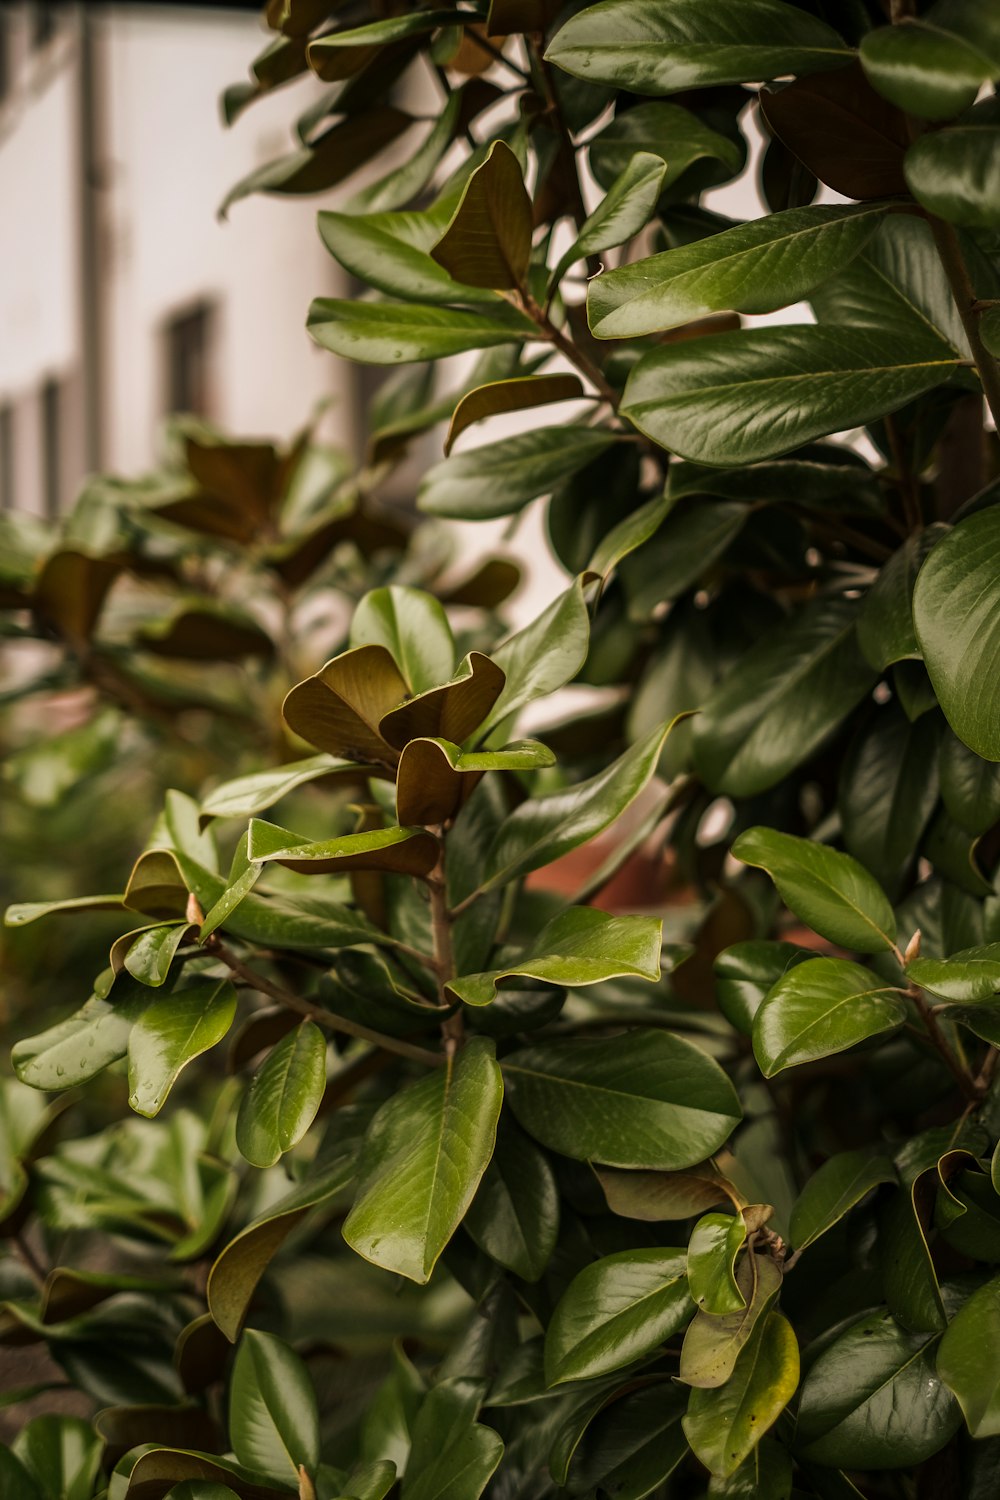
left=883, top=414, right=922, bottom=533
left=513, top=289, right=621, bottom=408
left=428, top=841, right=464, bottom=1054
left=465, top=29, right=530, bottom=81
left=13, top=1232, right=47, bottom=1288
left=927, top=215, right=1000, bottom=430
left=909, top=984, right=979, bottom=1101
left=206, top=937, right=444, bottom=1068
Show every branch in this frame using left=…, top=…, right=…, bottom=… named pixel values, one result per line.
left=428, top=848, right=464, bottom=1054
left=927, top=214, right=1000, bottom=431
left=205, top=936, right=444, bottom=1068
left=909, top=983, right=980, bottom=1101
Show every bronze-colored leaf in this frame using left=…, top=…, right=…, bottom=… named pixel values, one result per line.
left=32, top=550, right=125, bottom=644
left=439, top=557, right=521, bottom=609
left=123, top=849, right=190, bottom=920
left=379, top=652, right=505, bottom=750
left=445, top=374, right=584, bottom=454
left=431, top=140, right=534, bottom=290
left=282, top=644, right=408, bottom=764
left=137, top=605, right=274, bottom=662
left=487, top=0, right=563, bottom=36
left=760, top=62, right=910, bottom=200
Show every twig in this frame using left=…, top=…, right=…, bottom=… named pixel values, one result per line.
left=205, top=936, right=444, bottom=1068
left=908, top=984, right=980, bottom=1101
left=927, top=214, right=1000, bottom=431
left=429, top=846, right=464, bottom=1054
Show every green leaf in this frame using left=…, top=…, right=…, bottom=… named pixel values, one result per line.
left=444, top=374, right=584, bottom=455
left=619, top=500, right=748, bottom=617
left=504, top=1028, right=742, bottom=1171
left=307, top=297, right=531, bottom=364
left=348, top=91, right=462, bottom=214
left=247, top=820, right=439, bottom=878
left=621, top=327, right=958, bottom=465
left=731, top=827, right=897, bottom=953
left=905, top=109, right=1000, bottom=230
left=938, top=1272, right=1000, bottom=1436
left=122, top=921, right=191, bottom=988
left=589, top=205, right=885, bottom=339
left=318, top=205, right=503, bottom=306
left=343, top=1037, right=503, bottom=1283
left=588, top=491, right=674, bottom=581
left=417, top=426, right=621, bottom=520
left=4, top=893, right=124, bottom=928
left=207, top=1114, right=365, bottom=1341
left=545, top=0, right=850, bottom=94
left=840, top=709, right=940, bottom=901
left=687, top=1213, right=747, bottom=1315
left=236, top=1022, right=327, bottom=1169
left=229, top=1329, right=319, bottom=1485
left=430, top=141, right=533, bottom=291
left=401, top=1383, right=503, bottom=1500
left=12, top=1417, right=100, bottom=1500
left=12, top=976, right=155, bottom=1091
left=857, top=528, right=947, bottom=672
left=220, top=108, right=412, bottom=215
left=588, top=101, right=742, bottom=193
left=447, top=908, right=661, bottom=1006
left=683, top=1311, right=800, bottom=1478
left=908, top=944, right=1000, bottom=1003
left=127, top=979, right=237, bottom=1117
left=471, top=718, right=684, bottom=895
left=464, top=1118, right=558, bottom=1282
left=200, top=755, right=366, bottom=821
left=940, top=730, right=1000, bottom=834
left=545, top=1248, right=691, bottom=1385
left=475, top=575, right=591, bottom=742
left=714, top=942, right=811, bottom=1036
left=551, top=151, right=667, bottom=289
left=753, top=957, right=906, bottom=1077
left=796, top=1309, right=961, bottom=1468
left=790, top=1150, right=898, bottom=1251
left=679, top=1251, right=783, bottom=1390
left=307, top=12, right=460, bottom=80
left=860, top=10, right=998, bottom=121
left=0, top=1451, right=40, bottom=1500
left=707, top=1440, right=792, bottom=1499
left=350, top=586, right=455, bottom=695
left=913, top=509, right=1000, bottom=760
left=179, top=860, right=382, bottom=954
left=566, top=1384, right=689, bottom=1500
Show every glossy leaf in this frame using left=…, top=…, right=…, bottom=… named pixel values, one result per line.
left=127, top=980, right=237, bottom=1117
left=937, top=1273, right=1000, bottom=1436
left=444, top=374, right=583, bottom=455
left=229, top=1329, right=319, bottom=1485
left=940, top=730, right=1000, bottom=834
left=566, top=1384, right=688, bottom=1500
left=790, top=1150, right=897, bottom=1251
left=122, top=921, right=191, bottom=988
left=859, top=11, right=996, bottom=121
left=504, top=1029, right=742, bottom=1171
left=545, top=1248, right=691, bottom=1385
left=679, top=1251, right=783, bottom=1390
left=235, top=1022, right=327, bottom=1168
left=908, top=944, right=1000, bottom=1003
left=318, top=205, right=504, bottom=306
left=200, top=755, right=366, bottom=821
left=350, top=586, right=455, bottom=695
left=732, top=827, right=897, bottom=953
left=551, top=151, right=667, bottom=288
left=796, top=1309, right=961, bottom=1467
left=447, top=907, right=661, bottom=1006
left=475, top=575, right=590, bottom=741
left=621, top=327, right=958, bottom=466
left=247, top=819, right=439, bottom=878
left=589, top=204, right=885, bottom=339
left=472, top=717, right=684, bottom=895
left=683, top=1311, right=800, bottom=1478
left=545, top=0, right=850, bottom=94
left=343, top=1037, right=503, bottom=1282
left=597, top=1163, right=746, bottom=1222
left=753, top=958, right=906, bottom=1077
left=464, top=1119, right=558, bottom=1282
left=431, top=141, right=533, bottom=290
left=307, top=297, right=531, bottom=364
left=13, top=977, right=155, bottom=1092
left=904, top=111, right=1000, bottom=230
left=307, top=12, right=457, bottom=79
left=12, top=1418, right=100, bottom=1500
left=379, top=651, right=506, bottom=751
left=714, top=942, right=811, bottom=1037
left=687, top=1213, right=747, bottom=1315
left=220, top=108, right=412, bottom=215
left=913, top=508, right=1000, bottom=760
left=5, top=893, right=125, bottom=928
left=588, top=101, right=742, bottom=192
left=402, top=1382, right=503, bottom=1500
left=396, top=736, right=554, bottom=826
left=282, top=643, right=407, bottom=763
left=418, top=425, right=621, bottom=519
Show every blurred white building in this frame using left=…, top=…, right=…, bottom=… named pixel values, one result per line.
left=0, top=2, right=354, bottom=521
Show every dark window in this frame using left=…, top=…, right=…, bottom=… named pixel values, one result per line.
left=32, top=4, right=56, bottom=50
left=41, top=377, right=60, bottom=520
left=165, top=303, right=215, bottom=417
left=0, top=404, right=13, bottom=512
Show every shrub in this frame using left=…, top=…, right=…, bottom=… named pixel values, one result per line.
left=4, top=1, right=1000, bottom=1496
